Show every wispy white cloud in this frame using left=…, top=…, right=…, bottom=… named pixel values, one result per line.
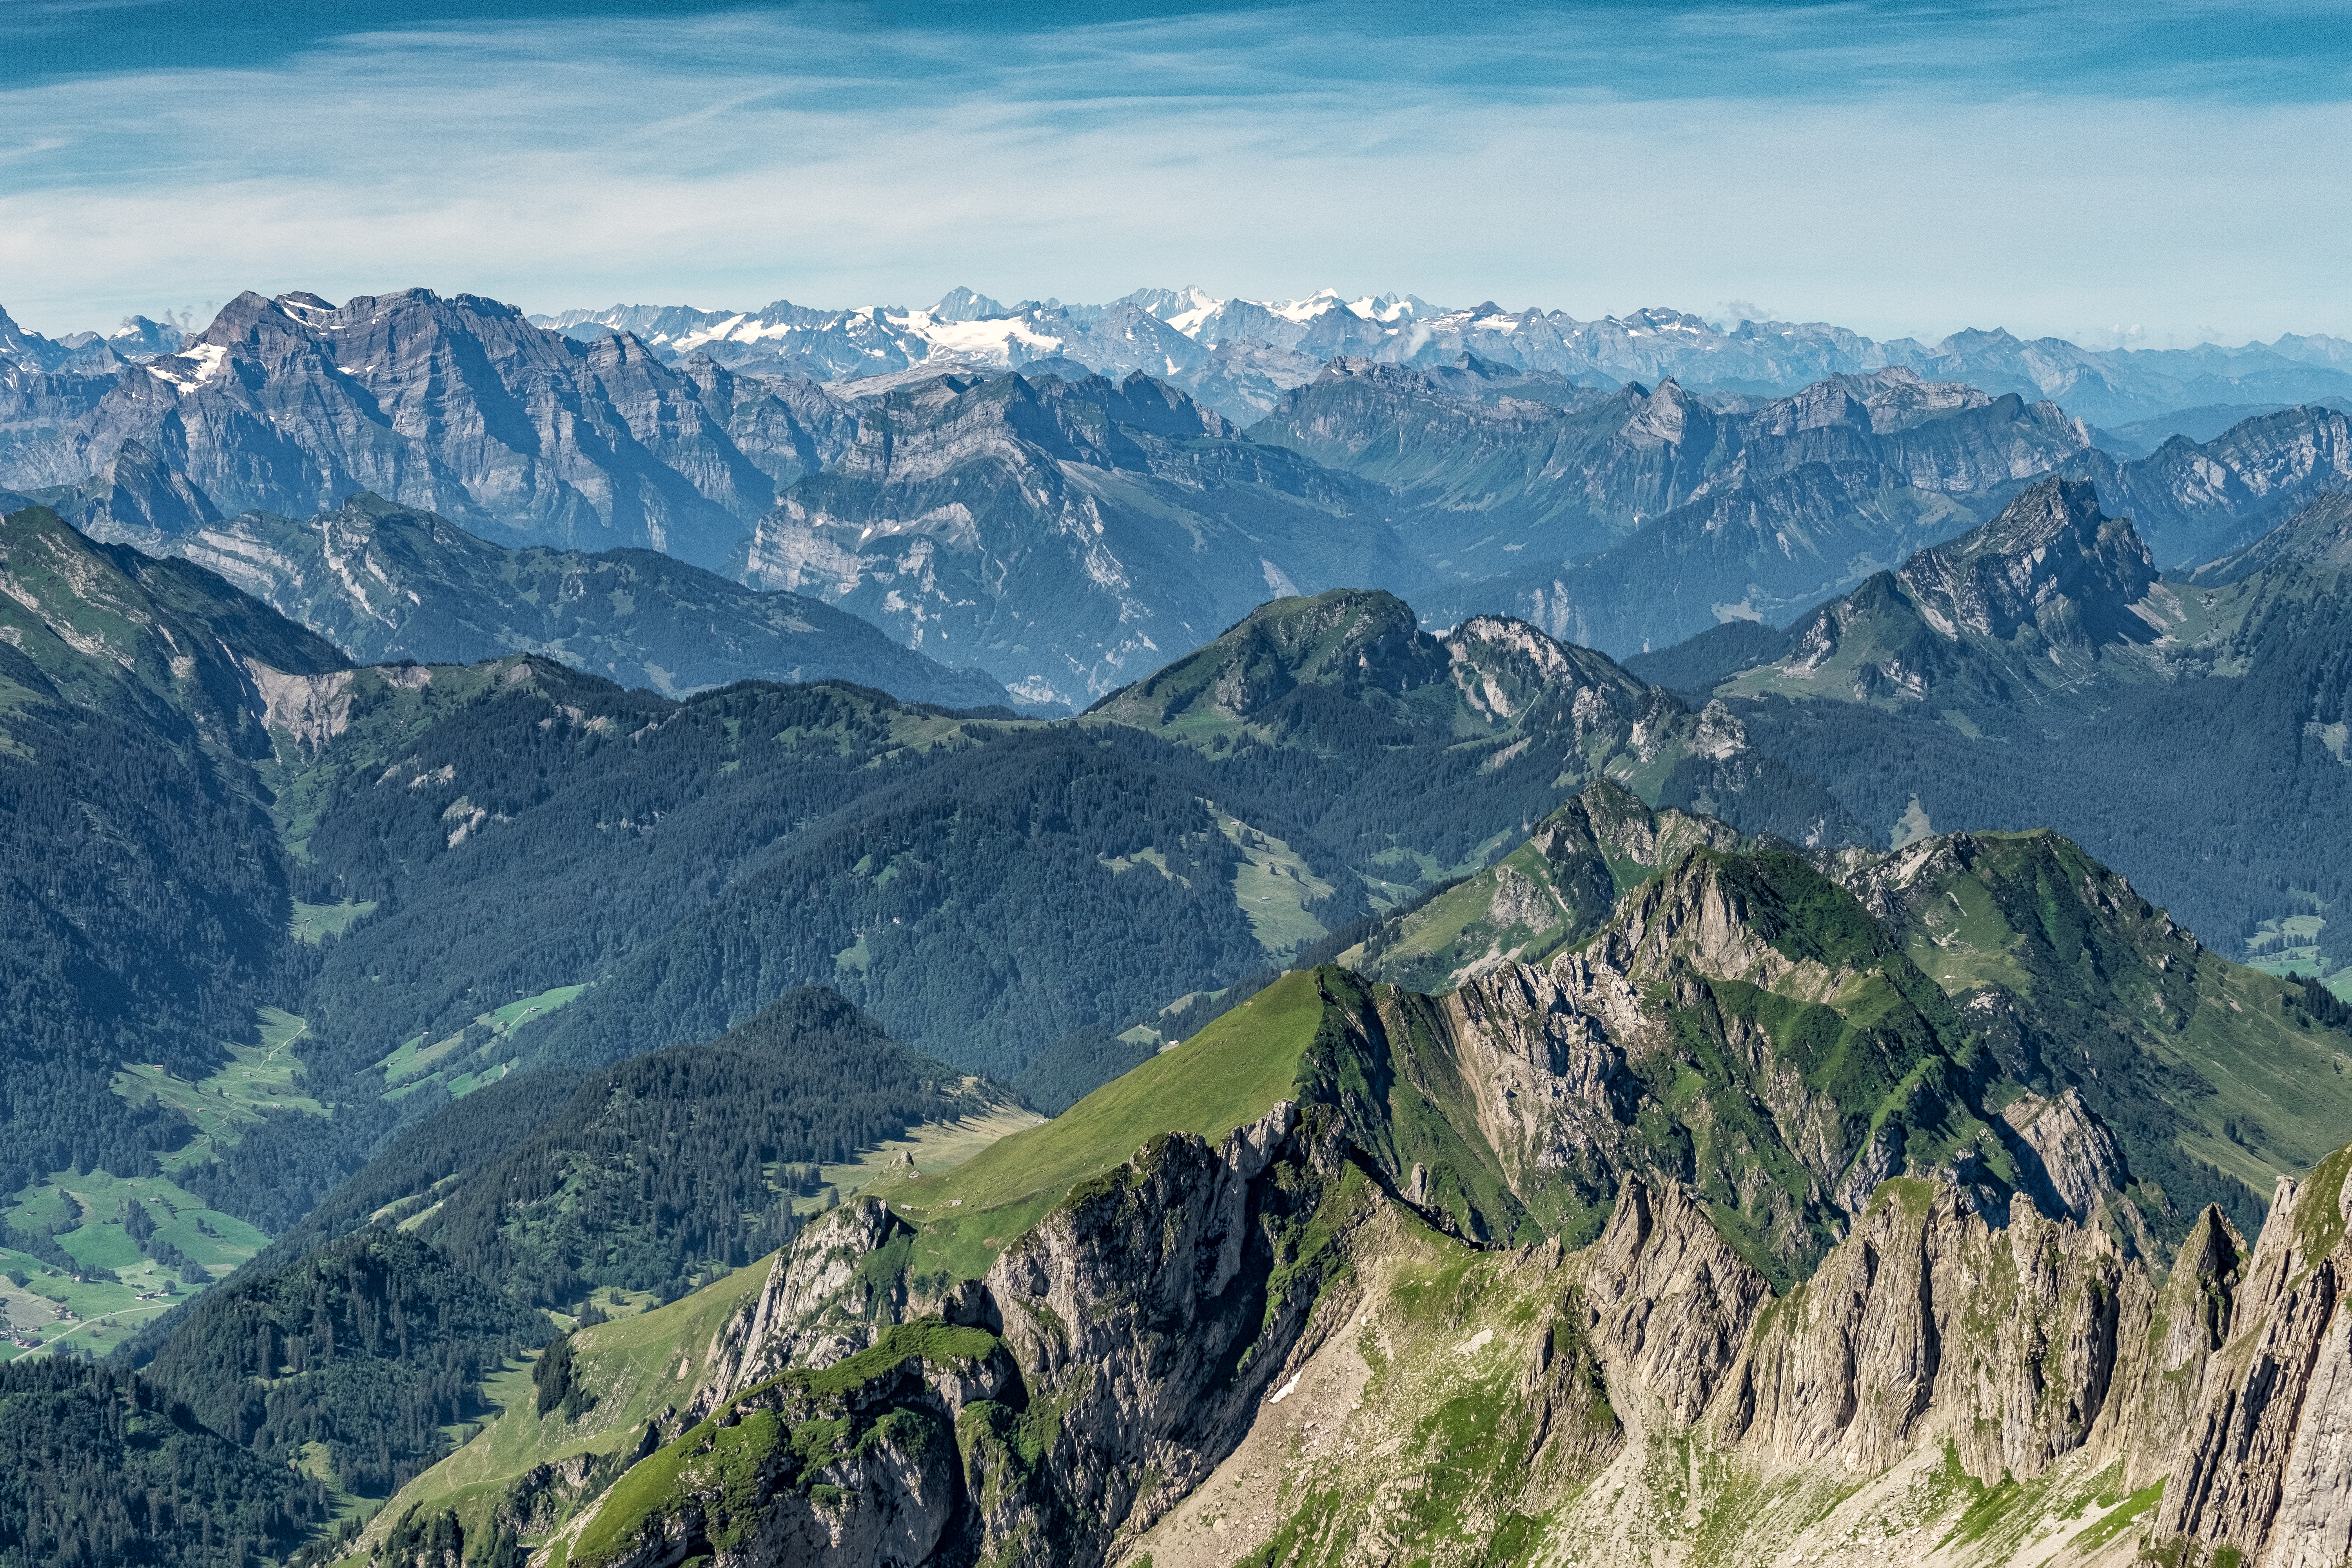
left=0, top=3, right=2346, bottom=342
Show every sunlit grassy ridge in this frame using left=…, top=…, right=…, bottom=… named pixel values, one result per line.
left=893, top=966, right=1326, bottom=1281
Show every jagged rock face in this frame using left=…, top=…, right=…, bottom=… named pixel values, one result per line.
left=1724, top=1184, right=2145, bottom=1483
left=673, top=353, right=857, bottom=491
left=740, top=371, right=1421, bottom=707
left=1255, top=369, right=1739, bottom=562
left=2000, top=1089, right=2129, bottom=1222
left=1753, top=479, right=2169, bottom=716
left=2111, top=1206, right=2247, bottom=1492
left=978, top=1103, right=1318, bottom=1555
left=0, top=290, right=811, bottom=568
left=1574, top=1179, right=1768, bottom=1424
left=570, top=1103, right=1338, bottom=1568
left=1355, top=780, right=1740, bottom=993
left=1424, top=847, right=2038, bottom=1280
left=1894, top=476, right=2155, bottom=647
left=693, top=1201, right=914, bottom=1414
left=0, top=367, right=119, bottom=478
left=2154, top=1147, right=2352, bottom=1566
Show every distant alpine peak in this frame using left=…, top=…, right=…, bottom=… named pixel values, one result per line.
left=1898, top=476, right=2155, bottom=642
left=1949, top=475, right=2112, bottom=561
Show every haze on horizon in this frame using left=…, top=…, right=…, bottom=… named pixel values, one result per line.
left=2, top=0, right=2348, bottom=348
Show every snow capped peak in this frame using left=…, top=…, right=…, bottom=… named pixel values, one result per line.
left=1263, top=288, right=1348, bottom=324
left=146, top=341, right=229, bottom=395
left=1349, top=293, right=1417, bottom=324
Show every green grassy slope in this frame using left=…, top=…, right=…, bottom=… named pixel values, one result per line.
left=893, top=966, right=1327, bottom=1281
left=1876, top=829, right=2352, bottom=1233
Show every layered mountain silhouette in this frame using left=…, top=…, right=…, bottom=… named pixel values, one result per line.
left=1256, top=360, right=2091, bottom=649
left=0, top=291, right=853, bottom=568
left=740, top=371, right=1426, bottom=706
left=161, top=492, right=1011, bottom=708
left=14, top=285, right=2352, bottom=697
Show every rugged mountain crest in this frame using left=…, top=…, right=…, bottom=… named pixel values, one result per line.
left=0, top=289, right=840, bottom=568
left=1892, top=475, right=2156, bottom=645
left=1085, top=587, right=1864, bottom=862
left=1259, top=361, right=2089, bottom=654
left=2060, top=403, right=2352, bottom=565
left=740, top=371, right=1421, bottom=705
left=1085, top=588, right=1650, bottom=739
left=2153, top=1145, right=2352, bottom=1563
left=1352, top=780, right=1739, bottom=991
left=1730, top=477, right=2162, bottom=715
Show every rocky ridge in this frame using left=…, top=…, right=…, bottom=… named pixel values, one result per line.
left=0, top=290, right=849, bottom=568
left=354, top=815, right=2352, bottom=1568
left=739, top=372, right=1426, bottom=706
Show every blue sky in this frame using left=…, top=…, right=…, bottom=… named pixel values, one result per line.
left=2, top=1, right=2348, bottom=343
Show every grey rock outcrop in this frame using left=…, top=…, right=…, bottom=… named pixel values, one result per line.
left=694, top=1200, right=913, bottom=1415
left=586, top=1100, right=1333, bottom=1568
left=1574, top=1179, right=1769, bottom=1423
left=2000, top=1087, right=2130, bottom=1223
left=978, top=1102, right=1312, bottom=1549
left=2153, top=1151, right=2352, bottom=1565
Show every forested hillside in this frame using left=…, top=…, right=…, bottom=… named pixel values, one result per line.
left=138, top=1227, right=548, bottom=1500
left=417, top=989, right=995, bottom=1306
left=0, top=506, right=346, bottom=1196
left=113, top=988, right=1004, bottom=1521
left=0, top=1357, right=328, bottom=1568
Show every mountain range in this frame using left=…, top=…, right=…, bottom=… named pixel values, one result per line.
left=535, top=285, right=2352, bottom=429
left=13, top=286, right=2352, bottom=698
left=4, top=465, right=2352, bottom=1563
left=11, top=280, right=2352, bottom=1568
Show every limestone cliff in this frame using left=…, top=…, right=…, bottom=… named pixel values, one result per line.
left=2152, top=1146, right=2352, bottom=1566
left=550, top=1101, right=1343, bottom=1568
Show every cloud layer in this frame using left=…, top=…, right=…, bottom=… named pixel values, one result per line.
left=3, top=1, right=2347, bottom=342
